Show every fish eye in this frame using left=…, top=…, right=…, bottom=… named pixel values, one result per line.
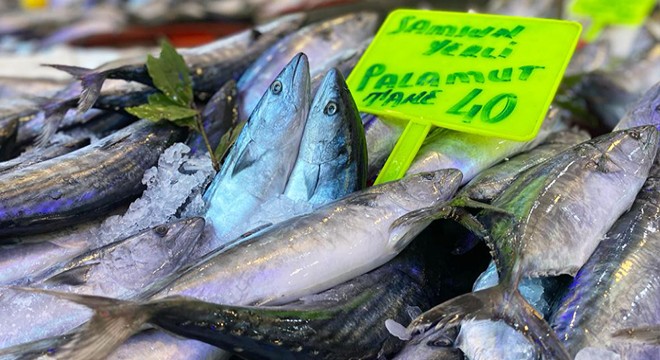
left=154, top=225, right=169, bottom=237
left=324, top=101, right=338, bottom=115
left=427, top=337, right=453, bottom=347
left=421, top=173, right=435, bottom=180
left=270, top=80, right=283, bottom=95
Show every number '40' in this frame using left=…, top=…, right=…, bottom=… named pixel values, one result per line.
left=447, top=88, right=517, bottom=123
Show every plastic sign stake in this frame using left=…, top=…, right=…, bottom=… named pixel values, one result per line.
left=569, top=0, right=656, bottom=41
left=346, top=9, right=581, bottom=185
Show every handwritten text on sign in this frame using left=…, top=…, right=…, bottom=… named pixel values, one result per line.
left=346, top=10, right=581, bottom=141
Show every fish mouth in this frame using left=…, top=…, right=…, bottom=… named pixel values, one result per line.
left=291, top=53, right=309, bottom=86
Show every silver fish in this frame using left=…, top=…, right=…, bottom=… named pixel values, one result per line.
left=459, top=129, right=591, bottom=202
left=406, top=126, right=658, bottom=360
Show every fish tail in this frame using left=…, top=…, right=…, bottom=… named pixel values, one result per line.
left=36, top=101, right=69, bottom=147
left=9, top=287, right=152, bottom=360
left=612, top=325, right=660, bottom=345
left=408, top=283, right=571, bottom=360
left=43, top=64, right=106, bottom=114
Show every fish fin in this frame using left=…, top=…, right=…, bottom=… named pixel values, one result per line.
left=612, top=326, right=660, bottom=345
left=249, top=29, right=263, bottom=42
left=304, top=165, right=321, bottom=200
left=43, top=64, right=94, bottom=79
left=596, top=154, right=623, bottom=173
left=407, top=284, right=571, bottom=360
left=42, top=64, right=104, bottom=114
left=231, top=141, right=260, bottom=177
left=43, top=263, right=98, bottom=286
left=385, top=319, right=411, bottom=341
left=36, top=101, right=70, bottom=147
left=9, top=287, right=152, bottom=360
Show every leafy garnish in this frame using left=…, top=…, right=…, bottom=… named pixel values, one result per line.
left=125, top=39, right=220, bottom=171
left=215, top=121, right=246, bottom=162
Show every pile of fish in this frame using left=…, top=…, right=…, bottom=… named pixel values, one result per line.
left=0, top=2, right=659, bottom=360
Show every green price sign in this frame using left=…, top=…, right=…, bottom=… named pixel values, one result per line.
left=346, top=9, right=581, bottom=185
left=570, top=0, right=656, bottom=40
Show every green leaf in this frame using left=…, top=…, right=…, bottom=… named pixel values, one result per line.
left=126, top=103, right=199, bottom=125
left=146, top=40, right=193, bottom=107
left=214, top=121, right=246, bottom=163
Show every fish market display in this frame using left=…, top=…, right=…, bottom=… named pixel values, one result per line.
left=0, top=2, right=659, bottom=359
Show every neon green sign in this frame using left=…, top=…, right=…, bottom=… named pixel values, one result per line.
left=346, top=9, right=581, bottom=184
left=570, top=0, right=656, bottom=41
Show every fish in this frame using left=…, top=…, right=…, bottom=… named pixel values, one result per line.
left=236, top=12, right=379, bottom=122
left=614, top=81, right=660, bottom=131
left=203, top=52, right=310, bottom=248
left=50, top=14, right=305, bottom=116
left=0, top=119, right=186, bottom=238
left=186, top=80, right=238, bottom=157
left=405, top=108, right=565, bottom=184
left=23, top=237, right=468, bottom=360
left=459, top=129, right=591, bottom=202
left=364, top=114, right=407, bottom=181
left=405, top=126, right=659, bottom=359
left=284, top=68, right=367, bottom=205
left=550, top=160, right=660, bottom=359
left=57, top=169, right=464, bottom=359
left=0, top=217, right=205, bottom=349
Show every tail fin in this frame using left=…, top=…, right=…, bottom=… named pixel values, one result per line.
left=612, top=325, right=660, bottom=345
left=407, top=284, right=571, bottom=360
left=36, top=101, right=70, bottom=147
left=43, top=64, right=106, bottom=114
left=10, top=287, right=152, bottom=360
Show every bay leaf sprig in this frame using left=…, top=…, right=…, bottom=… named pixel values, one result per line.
left=126, top=40, right=220, bottom=171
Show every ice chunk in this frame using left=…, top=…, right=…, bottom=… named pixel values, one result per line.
left=94, top=143, right=215, bottom=247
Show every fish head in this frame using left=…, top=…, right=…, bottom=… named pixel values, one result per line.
left=615, top=82, right=660, bottom=130
left=595, top=125, right=659, bottom=172
left=300, top=68, right=363, bottom=165
left=248, top=52, right=310, bottom=149
left=388, top=169, right=463, bottom=211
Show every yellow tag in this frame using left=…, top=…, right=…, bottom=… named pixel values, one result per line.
left=21, top=0, right=48, bottom=9
left=346, top=9, right=581, bottom=184
left=569, top=0, right=656, bottom=41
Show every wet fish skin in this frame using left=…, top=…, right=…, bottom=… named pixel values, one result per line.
left=550, top=160, right=660, bottom=359
left=284, top=68, right=367, bottom=205
left=614, top=81, right=660, bottom=131
left=406, top=126, right=659, bottom=359
left=459, top=130, right=591, bottom=202
left=203, top=53, right=310, bottom=248
left=0, top=120, right=186, bottom=238
left=0, top=136, right=90, bottom=175
left=0, top=117, right=17, bottom=160
left=406, top=108, right=563, bottom=184
left=364, top=114, right=406, bottom=181
left=237, top=12, right=379, bottom=122
left=0, top=217, right=206, bottom=349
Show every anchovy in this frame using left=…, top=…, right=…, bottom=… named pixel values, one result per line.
left=459, top=130, right=591, bottom=202
left=284, top=68, right=367, bottom=205
left=186, top=80, right=238, bottom=156
left=0, top=119, right=186, bottom=238
left=203, top=53, right=310, bottom=249
left=406, top=126, right=658, bottom=360
left=406, top=108, right=565, bottom=184
left=550, top=160, right=660, bottom=359
left=0, top=218, right=205, bottom=349
left=237, top=12, right=379, bottom=122
left=50, top=14, right=305, bottom=115
left=57, top=169, right=463, bottom=360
